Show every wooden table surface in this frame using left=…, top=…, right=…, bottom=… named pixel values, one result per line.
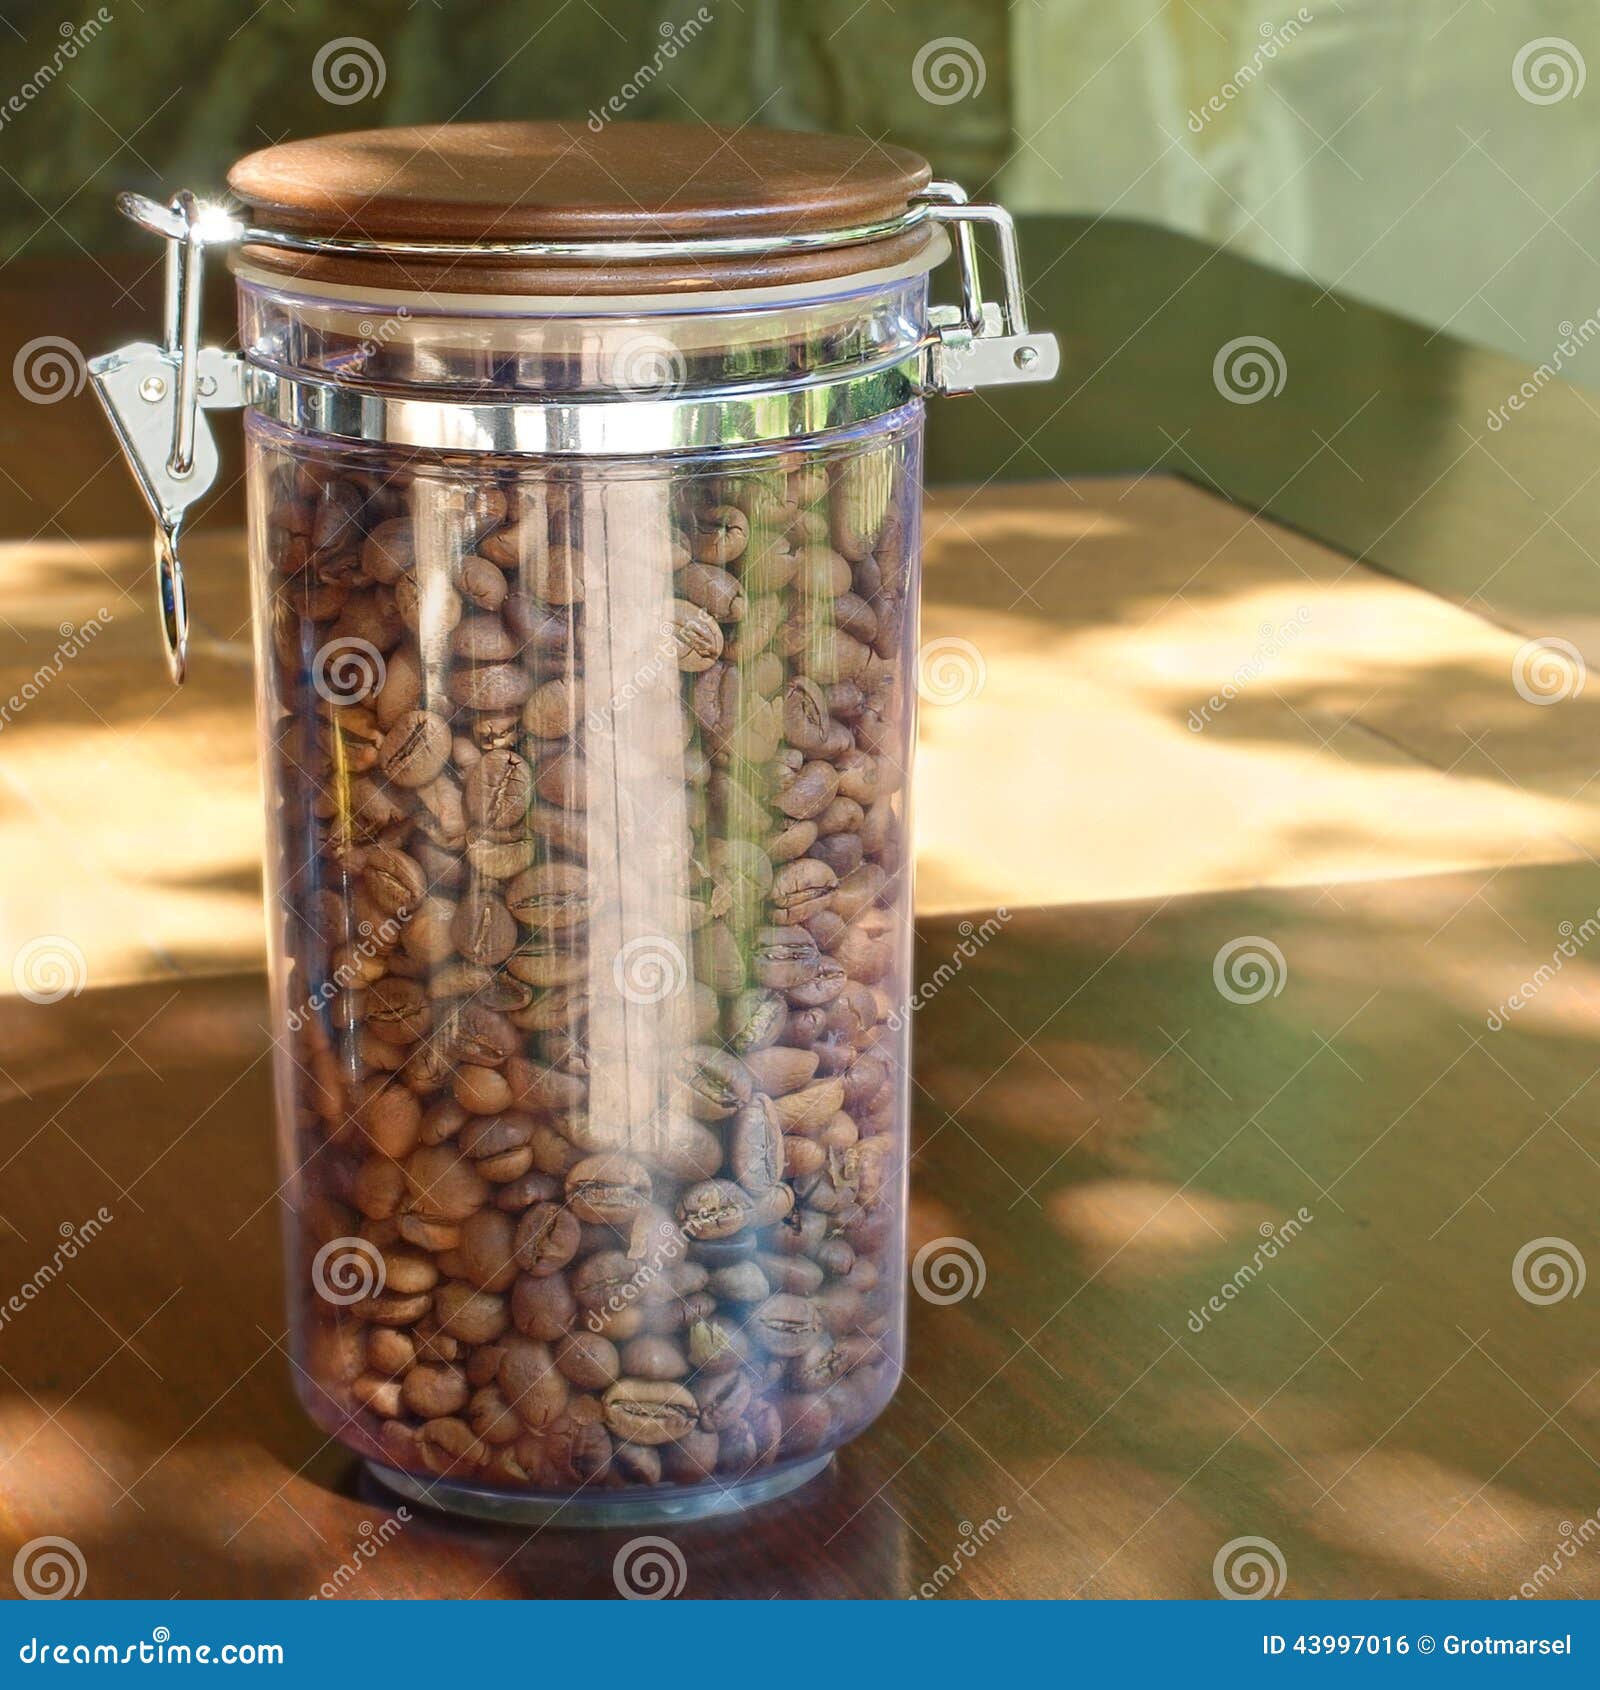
left=2, top=220, right=1599, bottom=1600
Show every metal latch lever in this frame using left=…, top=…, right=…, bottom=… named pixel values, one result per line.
left=87, top=191, right=243, bottom=684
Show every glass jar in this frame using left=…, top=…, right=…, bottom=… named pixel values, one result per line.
left=89, top=122, right=1057, bottom=1524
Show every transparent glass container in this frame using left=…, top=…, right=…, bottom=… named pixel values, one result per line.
left=243, top=273, right=922, bottom=1522
left=89, top=130, right=1057, bottom=1522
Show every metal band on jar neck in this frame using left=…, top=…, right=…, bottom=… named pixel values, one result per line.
left=240, top=345, right=931, bottom=456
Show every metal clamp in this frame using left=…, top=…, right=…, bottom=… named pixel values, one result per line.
left=88, top=192, right=244, bottom=683
left=915, top=183, right=1060, bottom=395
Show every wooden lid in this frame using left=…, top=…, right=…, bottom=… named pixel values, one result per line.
left=227, top=121, right=936, bottom=296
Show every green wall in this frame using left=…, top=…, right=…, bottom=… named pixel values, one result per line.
left=2, top=0, right=1592, bottom=377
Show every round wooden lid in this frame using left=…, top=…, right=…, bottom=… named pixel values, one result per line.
left=227, top=121, right=936, bottom=296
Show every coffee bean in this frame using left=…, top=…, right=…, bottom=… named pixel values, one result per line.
left=564, top=1154, right=652, bottom=1226
left=669, top=599, right=724, bottom=672
left=743, top=1045, right=819, bottom=1096
left=752, top=1292, right=822, bottom=1357
left=729, top=1098, right=784, bottom=1195
left=457, top=1209, right=518, bottom=1291
left=707, top=1260, right=769, bottom=1304
left=726, top=988, right=787, bottom=1054
left=770, top=858, right=837, bottom=924
left=555, top=1331, right=620, bottom=1390
left=403, top=1145, right=490, bottom=1223
left=511, top=1271, right=577, bottom=1342
left=459, top=555, right=508, bottom=612
left=754, top=926, right=820, bottom=990
left=497, top=1335, right=569, bottom=1429
left=620, top=1334, right=688, bottom=1380
left=378, top=711, right=451, bottom=788
left=602, top=1379, right=698, bottom=1445
left=512, top=1201, right=580, bottom=1276
left=402, top=1362, right=468, bottom=1418
left=450, top=890, right=517, bottom=967
left=674, top=1044, right=753, bottom=1121
left=434, top=1282, right=509, bottom=1344
left=677, top=1178, right=755, bottom=1241
left=463, top=749, right=534, bottom=831
left=504, top=862, right=593, bottom=930
left=689, top=504, right=750, bottom=567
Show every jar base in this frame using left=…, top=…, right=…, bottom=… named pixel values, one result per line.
left=364, top=1452, right=834, bottom=1528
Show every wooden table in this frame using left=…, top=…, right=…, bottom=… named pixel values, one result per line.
left=1, top=220, right=1598, bottom=1600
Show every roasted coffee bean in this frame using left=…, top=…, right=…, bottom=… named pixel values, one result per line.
left=463, top=749, right=534, bottom=831
left=707, top=1259, right=770, bottom=1304
left=693, top=1369, right=752, bottom=1434
left=403, top=1146, right=490, bottom=1223
left=769, top=858, right=837, bottom=924
left=364, top=975, right=431, bottom=1045
left=450, top=890, right=518, bottom=967
left=675, top=1045, right=753, bottom=1121
left=752, top=1292, right=822, bottom=1357
left=505, top=862, right=593, bottom=930
left=690, top=504, right=750, bottom=566
left=754, top=926, right=820, bottom=990
left=434, top=1282, right=509, bottom=1344
left=555, top=1331, right=620, bottom=1390
left=782, top=676, right=832, bottom=754
left=564, top=1154, right=652, bottom=1226
left=497, top=1335, right=569, bottom=1429
left=358, top=1084, right=422, bottom=1159
left=450, top=662, right=531, bottom=710
left=787, top=955, right=848, bottom=1009
left=677, top=1178, right=755, bottom=1241
left=680, top=560, right=745, bottom=621
left=459, top=554, right=508, bottom=612
left=378, top=711, right=451, bottom=788
left=402, top=1362, right=469, bottom=1419
left=572, top=1249, right=664, bottom=1311
left=647, top=1112, right=724, bottom=1182
left=669, top=599, right=724, bottom=671
left=456, top=1208, right=519, bottom=1291
left=513, top=1201, right=580, bottom=1276
left=361, top=515, right=414, bottom=583
left=602, top=1379, right=698, bottom=1446
left=620, top=1335, right=688, bottom=1380
left=729, top=1098, right=784, bottom=1195
left=743, top=1045, right=819, bottom=1096
left=726, top=988, right=787, bottom=1054
left=511, top=1270, right=577, bottom=1342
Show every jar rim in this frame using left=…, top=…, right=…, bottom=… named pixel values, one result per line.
left=229, top=227, right=950, bottom=316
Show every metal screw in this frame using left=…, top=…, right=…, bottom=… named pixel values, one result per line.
left=138, top=375, right=167, bottom=402
left=1013, top=346, right=1039, bottom=371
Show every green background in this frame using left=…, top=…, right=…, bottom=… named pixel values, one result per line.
left=0, top=0, right=1592, bottom=377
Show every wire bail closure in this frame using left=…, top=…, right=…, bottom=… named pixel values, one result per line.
left=87, top=192, right=242, bottom=683
left=89, top=181, right=1058, bottom=684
